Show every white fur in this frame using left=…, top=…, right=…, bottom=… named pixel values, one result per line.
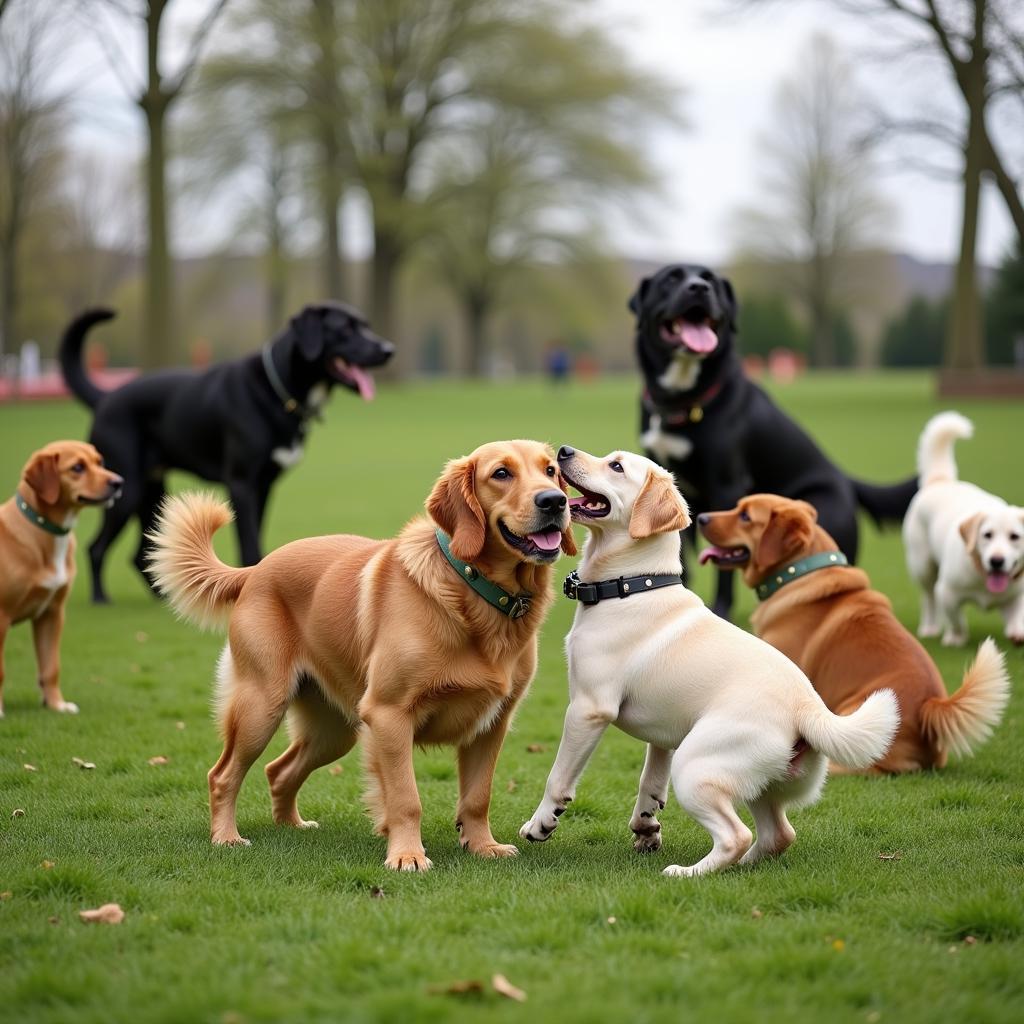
left=272, top=443, right=304, bottom=469
left=33, top=530, right=73, bottom=619
left=521, top=450, right=899, bottom=876
left=657, top=351, right=701, bottom=392
left=641, top=414, right=693, bottom=465
left=903, top=412, right=1024, bottom=646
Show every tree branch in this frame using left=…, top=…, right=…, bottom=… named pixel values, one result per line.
left=165, top=0, right=230, bottom=98
left=980, top=126, right=1024, bottom=240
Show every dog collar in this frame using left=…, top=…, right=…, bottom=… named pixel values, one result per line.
left=755, top=551, right=849, bottom=601
left=563, top=569, right=683, bottom=606
left=435, top=529, right=532, bottom=619
left=15, top=493, right=71, bottom=536
left=262, top=346, right=303, bottom=415
left=643, top=378, right=724, bottom=425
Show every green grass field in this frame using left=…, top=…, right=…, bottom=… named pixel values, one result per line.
left=1, top=373, right=1022, bottom=1024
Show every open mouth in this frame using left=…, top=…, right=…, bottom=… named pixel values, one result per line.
left=699, top=545, right=750, bottom=567
left=328, top=357, right=376, bottom=400
left=986, top=569, right=1010, bottom=594
left=498, top=520, right=563, bottom=561
left=77, top=488, right=122, bottom=507
left=659, top=305, right=719, bottom=355
left=561, top=470, right=610, bottom=521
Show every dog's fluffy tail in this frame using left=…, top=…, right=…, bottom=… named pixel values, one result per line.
left=921, top=638, right=1010, bottom=759
left=917, top=411, right=973, bottom=487
left=146, top=493, right=251, bottom=631
left=798, top=689, right=900, bottom=770
left=59, top=308, right=116, bottom=410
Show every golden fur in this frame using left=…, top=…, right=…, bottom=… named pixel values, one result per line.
left=0, top=441, right=122, bottom=715
left=700, top=494, right=1010, bottom=773
left=147, top=440, right=573, bottom=870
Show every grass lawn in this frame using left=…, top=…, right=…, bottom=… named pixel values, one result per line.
left=1, top=372, right=1023, bottom=1024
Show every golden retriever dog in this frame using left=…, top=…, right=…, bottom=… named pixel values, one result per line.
left=148, top=440, right=574, bottom=871
left=521, top=448, right=898, bottom=876
left=698, top=493, right=1010, bottom=773
left=0, top=441, right=123, bottom=716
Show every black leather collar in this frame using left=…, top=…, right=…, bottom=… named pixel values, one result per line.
left=563, top=570, right=683, bottom=606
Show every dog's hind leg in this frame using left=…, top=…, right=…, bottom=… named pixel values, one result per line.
left=265, top=677, right=358, bottom=829
left=739, top=795, right=796, bottom=866
left=629, top=744, right=673, bottom=852
left=132, top=476, right=166, bottom=593
left=209, top=649, right=292, bottom=846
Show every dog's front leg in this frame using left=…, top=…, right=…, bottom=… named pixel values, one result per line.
left=936, top=581, right=968, bottom=646
left=628, top=744, right=673, bottom=852
left=519, top=698, right=617, bottom=843
left=456, top=709, right=518, bottom=859
left=226, top=475, right=264, bottom=566
left=32, top=601, right=77, bottom=714
left=361, top=702, right=431, bottom=871
left=1001, top=594, right=1024, bottom=646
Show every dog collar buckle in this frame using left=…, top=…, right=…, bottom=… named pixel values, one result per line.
left=563, top=571, right=581, bottom=601
left=507, top=596, right=531, bottom=619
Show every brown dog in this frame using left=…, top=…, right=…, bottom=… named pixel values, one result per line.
left=148, top=440, right=574, bottom=869
left=0, top=441, right=123, bottom=716
left=698, top=494, right=1010, bottom=773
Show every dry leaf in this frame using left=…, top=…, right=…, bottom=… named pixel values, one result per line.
left=328, top=764, right=343, bottom=776
left=79, top=903, right=125, bottom=925
left=878, top=851, right=901, bottom=861
left=492, top=974, right=527, bottom=1002
left=0, top=891, right=12, bottom=900
left=48, top=916, right=60, bottom=925
left=606, top=916, right=617, bottom=925
left=963, top=935, right=977, bottom=946
left=175, top=721, right=186, bottom=730
left=428, top=979, right=485, bottom=997
left=148, top=755, right=170, bottom=766
left=40, top=860, right=54, bottom=870
left=11, top=808, right=25, bottom=819
left=23, top=763, right=37, bottom=772
left=506, top=778, right=517, bottom=793
left=370, top=886, right=385, bottom=899
left=866, top=1012, right=881, bottom=1023
left=221, top=1013, right=245, bottom=1024
left=71, top=757, right=96, bottom=770
left=526, top=744, right=546, bottom=753
left=832, top=939, right=845, bottom=952
left=135, top=631, right=149, bottom=644
left=751, top=907, right=763, bottom=919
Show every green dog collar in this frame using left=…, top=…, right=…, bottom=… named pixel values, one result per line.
left=755, top=551, right=848, bottom=601
left=435, top=529, right=532, bottom=619
left=15, top=492, right=71, bottom=536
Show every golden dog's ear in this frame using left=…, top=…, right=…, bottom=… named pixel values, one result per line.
left=755, top=506, right=815, bottom=573
left=555, top=471, right=578, bottom=556
left=629, top=470, right=691, bottom=540
left=958, top=512, right=984, bottom=553
left=24, top=451, right=61, bottom=505
left=427, top=456, right=486, bottom=561
left=795, top=499, right=818, bottom=523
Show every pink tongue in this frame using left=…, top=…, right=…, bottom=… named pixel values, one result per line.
left=681, top=323, right=718, bottom=354
left=699, top=546, right=728, bottom=565
left=528, top=529, right=562, bottom=552
left=987, top=572, right=1010, bottom=594
left=337, top=359, right=375, bottom=400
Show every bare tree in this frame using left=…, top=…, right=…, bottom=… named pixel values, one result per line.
left=730, top=34, right=889, bottom=366
left=0, top=3, right=67, bottom=369
left=79, top=0, right=229, bottom=367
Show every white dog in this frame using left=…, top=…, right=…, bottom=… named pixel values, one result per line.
left=520, top=447, right=899, bottom=876
left=903, top=412, right=1024, bottom=647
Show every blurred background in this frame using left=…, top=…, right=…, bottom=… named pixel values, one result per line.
left=1, top=0, right=1021, bottom=387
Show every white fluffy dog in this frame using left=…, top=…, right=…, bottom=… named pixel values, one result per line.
left=520, top=447, right=899, bottom=877
left=903, top=412, right=1024, bottom=647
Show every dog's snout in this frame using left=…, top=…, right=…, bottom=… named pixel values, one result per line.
left=688, top=280, right=710, bottom=294
left=379, top=340, right=396, bottom=358
left=697, top=513, right=711, bottom=526
left=557, top=445, right=575, bottom=462
left=108, top=474, right=125, bottom=488
left=535, top=489, right=567, bottom=513
left=989, top=555, right=1006, bottom=570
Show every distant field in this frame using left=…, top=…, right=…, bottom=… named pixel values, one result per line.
left=1, top=373, right=1022, bottom=1024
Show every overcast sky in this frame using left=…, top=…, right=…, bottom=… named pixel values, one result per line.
left=60, top=0, right=1016, bottom=268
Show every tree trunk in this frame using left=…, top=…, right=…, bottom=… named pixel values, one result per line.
left=945, top=3, right=986, bottom=372
left=462, top=292, right=490, bottom=377
left=807, top=252, right=834, bottom=368
left=312, top=0, right=343, bottom=300
left=371, top=226, right=399, bottom=341
left=0, top=207, right=17, bottom=375
left=265, top=161, right=287, bottom=335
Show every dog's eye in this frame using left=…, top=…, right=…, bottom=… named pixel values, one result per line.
left=71, top=462, right=85, bottom=474
left=1011, top=533, right=1020, bottom=542
left=982, top=530, right=994, bottom=540
left=609, top=461, right=624, bottom=474
left=492, top=467, right=512, bottom=481
left=545, top=466, right=556, bottom=477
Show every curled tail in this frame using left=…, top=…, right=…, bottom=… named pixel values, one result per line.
left=146, top=493, right=251, bottom=630
left=850, top=475, right=918, bottom=527
left=921, top=639, right=1010, bottom=758
left=798, top=689, right=900, bottom=770
left=59, top=308, right=116, bottom=410
left=917, top=411, right=973, bottom=487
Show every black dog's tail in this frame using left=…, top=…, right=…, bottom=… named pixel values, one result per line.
left=59, top=308, right=116, bottom=410
left=850, top=475, right=918, bottom=527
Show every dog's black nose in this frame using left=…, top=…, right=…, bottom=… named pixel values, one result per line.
left=688, top=280, right=710, bottom=293
left=697, top=513, right=710, bottom=526
left=535, top=489, right=567, bottom=513
left=557, top=445, right=575, bottom=462
left=990, top=555, right=1006, bottom=570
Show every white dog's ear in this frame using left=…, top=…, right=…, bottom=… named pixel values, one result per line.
left=629, top=470, right=691, bottom=539
left=958, top=512, right=984, bottom=553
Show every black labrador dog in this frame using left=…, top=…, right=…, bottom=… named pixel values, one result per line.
left=60, top=301, right=394, bottom=603
left=631, top=262, right=916, bottom=619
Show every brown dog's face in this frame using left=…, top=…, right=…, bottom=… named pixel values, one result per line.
left=427, top=440, right=574, bottom=564
left=697, top=494, right=818, bottom=586
left=22, top=441, right=124, bottom=510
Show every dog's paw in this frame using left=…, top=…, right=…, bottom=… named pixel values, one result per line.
left=385, top=850, right=432, bottom=872
left=632, top=822, right=663, bottom=853
left=941, top=631, right=967, bottom=647
left=467, top=841, right=518, bottom=859
left=212, top=834, right=251, bottom=847
left=1006, top=628, right=1024, bottom=647
left=47, top=700, right=79, bottom=714
left=519, top=813, right=559, bottom=843
left=295, top=819, right=319, bottom=830
left=662, top=863, right=695, bottom=878
left=917, top=623, right=940, bottom=639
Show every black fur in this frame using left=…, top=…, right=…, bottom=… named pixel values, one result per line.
left=631, top=262, right=916, bottom=619
left=60, top=302, right=394, bottom=603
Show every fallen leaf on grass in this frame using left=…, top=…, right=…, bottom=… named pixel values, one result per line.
left=526, top=744, right=546, bottom=753
left=11, top=809, right=25, bottom=819
left=369, top=887, right=385, bottom=899
left=0, top=891, right=12, bottom=900
left=751, top=907, right=763, bottom=919
left=606, top=916, right=617, bottom=925
left=175, top=721, right=186, bottom=730
left=23, top=763, right=37, bottom=772
left=506, top=778, right=517, bottom=793
left=48, top=916, right=60, bottom=925
left=40, top=860, right=54, bottom=870
left=831, top=939, right=845, bottom=952
left=79, top=903, right=125, bottom=925
left=147, top=756, right=170, bottom=766
left=492, top=975, right=527, bottom=1002
left=963, top=935, right=977, bottom=946
left=878, top=851, right=901, bottom=861
left=428, top=979, right=485, bottom=997
left=135, top=631, right=148, bottom=644
left=71, top=757, right=95, bottom=770
left=328, top=764, right=343, bottom=776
